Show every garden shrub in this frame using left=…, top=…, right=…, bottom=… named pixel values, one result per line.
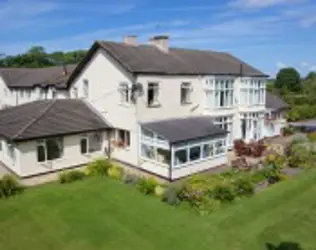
left=59, top=170, right=86, bottom=184
left=292, top=134, right=308, bottom=144
left=264, top=154, right=286, bottom=168
left=194, top=198, right=221, bottom=216
left=262, top=164, right=284, bottom=184
left=154, top=185, right=165, bottom=197
left=281, top=126, right=295, bottom=136
left=162, top=184, right=182, bottom=206
left=233, top=139, right=266, bottom=158
left=122, top=173, right=139, bottom=185
left=107, top=166, right=123, bottom=180
left=86, top=158, right=112, bottom=176
left=250, top=170, right=267, bottom=184
left=307, top=131, right=316, bottom=142
left=234, top=139, right=249, bottom=156
left=233, top=177, right=254, bottom=197
left=136, top=177, right=158, bottom=195
left=0, top=174, right=24, bottom=198
left=212, top=182, right=236, bottom=203
left=287, top=143, right=314, bottom=168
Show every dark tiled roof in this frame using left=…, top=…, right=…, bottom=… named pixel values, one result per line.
left=97, top=41, right=266, bottom=76
left=265, top=92, right=289, bottom=110
left=0, top=65, right=76, bottom=89
left=0, top=99, right=109, bottom=142
left=142, top=116, right=227, bottom=144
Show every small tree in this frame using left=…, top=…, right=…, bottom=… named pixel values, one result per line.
left=275, top=68, right=301, bottom=92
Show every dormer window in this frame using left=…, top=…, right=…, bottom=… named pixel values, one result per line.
left=181, top=82, right=192, bottom=104
left=147, top=82, right=159, bottom=107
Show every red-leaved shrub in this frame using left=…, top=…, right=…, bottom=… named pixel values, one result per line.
left=234, top=139, right=266, bottom=158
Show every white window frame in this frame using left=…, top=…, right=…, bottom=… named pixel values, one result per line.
left=240, top=112, right=264, bottom=141
left=80, top=132, right=103, bottom=155
left=214, top=116, right=233, bottom=147
left=204, top=78, right=234, bottom=109
left=118, top=83, right=131, bottom=104
left=172, top=137, right=227, bottom=168
left=36, top=138, right=64, bottom=163
left=147, top=82, right=160, bottom=107
left=116, top=129, right=131, bottom=149
left=181, top=82, right=192, bottom=104
left=140, top=127, right=170, bottom=166
left=72, top=87, right=78, bottom=99
left=83, top=79, right=89, bottom=98
left=240, top=78, right=266, bottom=106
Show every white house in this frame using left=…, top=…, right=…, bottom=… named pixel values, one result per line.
left=0, top=36, right=288, bottom=180
left=65, top=35, right=286, bottom=180
left=0, top=65, right=75, bottom=108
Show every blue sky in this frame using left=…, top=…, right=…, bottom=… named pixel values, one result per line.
left=1, top=0, right=316, bottom=76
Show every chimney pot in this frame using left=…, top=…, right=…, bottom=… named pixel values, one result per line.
left=123, top=35, right=138, bottom=46
left=149, top=35, right=170, bottom=53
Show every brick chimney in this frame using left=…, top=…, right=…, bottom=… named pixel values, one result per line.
left=149, top=35, right=169, bottom=53
left=123, top=35, right=138, bottom=46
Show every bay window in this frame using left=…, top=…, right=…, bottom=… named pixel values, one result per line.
left=214, top=116, right=233, bottom=147
left=240, top=79, right=265, bottom=106
left=205, top=78, right=234, bottom=108
left=37, top=138, right=63, bottom=163
left=240, top=112, right=264, bottom=141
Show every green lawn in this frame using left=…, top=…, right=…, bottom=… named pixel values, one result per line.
left=1, top=172, right=316, bottom=250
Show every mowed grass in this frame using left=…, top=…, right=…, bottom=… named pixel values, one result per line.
left=1, top=172, right=316, bottom=250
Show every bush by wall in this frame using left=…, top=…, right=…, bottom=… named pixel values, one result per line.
left=0, top=174, right=24, bottom=198
left=233, top=139, right=266, bottom=158
left=59, top=170, right=86, bottom=184
left=86, top=158, right=112, bottom=176
left=136, top=177, right=159, bottom=195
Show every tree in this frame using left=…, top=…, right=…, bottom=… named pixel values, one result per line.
left=306, top=71, right=316, bottom=81
left=275, top=67, right=301, bottom=92
left=27, top=46, right=46, bottom=56
left=0, top=46, right=87, bottom=68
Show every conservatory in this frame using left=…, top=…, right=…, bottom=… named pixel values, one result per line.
left=140, top=116, right=228, bottom=180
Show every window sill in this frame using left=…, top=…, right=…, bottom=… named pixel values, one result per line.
left=181, top=102, right=192, bottom=106
left=119, top=103, right=132, bottom=108
left=147, top=104, right=161, bottom=108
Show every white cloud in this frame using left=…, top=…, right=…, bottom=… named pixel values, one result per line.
left=277, top=62, right=287, bottom=69
left=231, top=0, right=304, bottom=9
left=310, top=66, right=316, bottom=72
left=301, top=61, right=310, bottom=68
left=300, top=16, right=316, bottom=27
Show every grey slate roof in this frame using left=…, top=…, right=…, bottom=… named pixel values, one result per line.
left=0, top=99, right=109, bottom=142
left=265, top=92, right=289, bottom=110
left=97, top=41, right=266, bottom=76
left=67, top=41, right=267, bottom=86
left=142, top=116, right=227, bottom=144
left=0, top=65, right=76, bottom=89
